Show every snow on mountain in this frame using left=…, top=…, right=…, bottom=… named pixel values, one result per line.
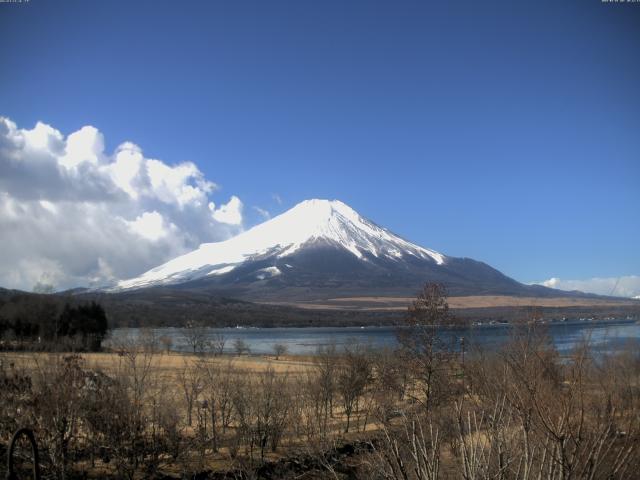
left=115, top=199, right=446, bottom=290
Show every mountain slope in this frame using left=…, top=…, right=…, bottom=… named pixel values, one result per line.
left=113, top=199, right=577, bottom=301
left=116, top=199, right=444, bottom=289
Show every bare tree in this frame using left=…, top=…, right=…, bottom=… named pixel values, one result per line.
left=337, top=342, right=372, bottom=433
left=177, top=360, right=203, bottom=427
left=233, top=338, right=250, bottom=356
left=372, top=413, right=442, bottom=480
left=462, top=324, right=640, bottom=480
left=255, top=367, right=291, bottom=458
left=299, top=370, right=331, bottom=443
left=398, top=282, right=456, bottom=411
left=182, top=321, right=208, bottom=354
left=273, top=343, right=288, bottom=360
left=210, top=332, right=226, bottom=356
left=314, top=342, right=338, bottom=427
left=138, top=328, right=159, bottom=353
left=32, top=354, right=85, bottom=479
left=373, top=347, right=409, bottom=422
left=91, top=335, right=159, bottom=479
left=199, top=358, right=236, bottom=452
left=229, top=372, right=255, bottom=460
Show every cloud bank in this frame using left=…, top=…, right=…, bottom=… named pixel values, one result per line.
left=536, top=276, right=640, bottom=298
left=0, top=116, right=244, bottom=291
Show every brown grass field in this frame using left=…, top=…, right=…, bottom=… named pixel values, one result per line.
left=2, top=334, right=639, bottom=479
left=265, top=294, right=639, bottom=310
left=0, top=350, right=317, bottom=377
left=0, top=349, right=381, bottom=474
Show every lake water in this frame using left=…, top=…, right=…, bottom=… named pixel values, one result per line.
left=107, top=318, right=640, bottom=356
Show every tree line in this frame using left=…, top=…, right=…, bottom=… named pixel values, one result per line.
left=0, top=293, right=108, bottom=351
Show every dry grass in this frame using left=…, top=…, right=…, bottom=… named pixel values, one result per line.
left=0, top=350, right=316, bottom=376
left=265, top=295, right=638, bottom=310
left=2, top=342, right=638, bottom=479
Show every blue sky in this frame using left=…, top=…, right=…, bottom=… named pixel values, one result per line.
left=0, top=0, right=639, bottom=293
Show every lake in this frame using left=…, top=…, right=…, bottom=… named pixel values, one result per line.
left=107, top=318, right=640, bottom=356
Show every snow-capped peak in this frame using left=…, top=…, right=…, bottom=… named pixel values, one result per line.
left=115, top=199, right=446, bottom=290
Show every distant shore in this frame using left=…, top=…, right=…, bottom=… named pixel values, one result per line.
left=266, top=294, right=640, bottom=310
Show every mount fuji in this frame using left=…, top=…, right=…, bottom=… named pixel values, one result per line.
left=112, top=199, right=559, bottom=301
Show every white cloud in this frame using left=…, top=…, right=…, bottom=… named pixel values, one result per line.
left=60, top=126, right=104, bottom=168
left=147, top=158, right=214, bottom=208
left=0, top=115, right=244, bottom=290
left=209, top=196, right=243, bottom=225
left=253, top=206, right=271, bottom=220
left=272, top=193, right=282, bottom=205
left=23, top=121, right=64, bottom=152
left=535, top=275, right=640, bottom=298
left=107, top=142, right=146, bottom=199
left=127, top=211, right=172, bottom=242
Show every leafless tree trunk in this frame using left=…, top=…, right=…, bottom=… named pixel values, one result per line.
left=182, top=321, right=208, bottom=354
left=177, top=360, right=203, bottom=427
left=337, top=342, right=372, bottom=433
